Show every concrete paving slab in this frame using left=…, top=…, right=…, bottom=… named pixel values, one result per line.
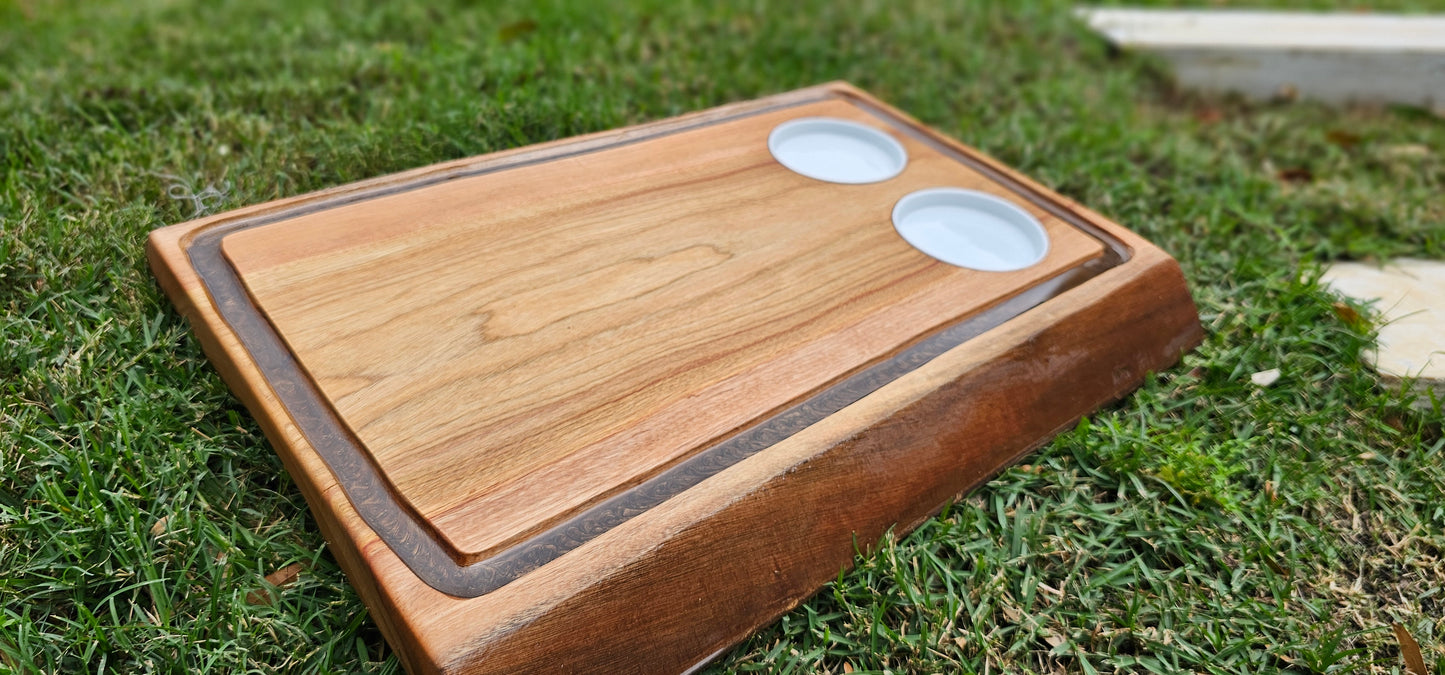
left=1076, top=8, right=1445, bottom=111
left=1322, top=259, right=1445, bottom=403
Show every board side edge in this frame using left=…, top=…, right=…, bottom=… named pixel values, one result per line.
left=146, top=227, right=449, bottom=674
left=429, top=246, right=1203, bottom=673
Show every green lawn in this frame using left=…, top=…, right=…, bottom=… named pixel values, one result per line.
left=3, top=0, right=1443, bottom=672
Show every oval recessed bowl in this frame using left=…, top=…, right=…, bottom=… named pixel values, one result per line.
left=891, top=188, right=1050, bottom=272
left=767, top=117, right=907, bottom=184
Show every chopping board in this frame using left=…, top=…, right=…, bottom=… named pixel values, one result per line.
left=148, top=82, right=1202, bottom=674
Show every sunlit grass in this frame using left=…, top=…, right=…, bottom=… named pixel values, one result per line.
left=2, top=0, right=1442, bottom=672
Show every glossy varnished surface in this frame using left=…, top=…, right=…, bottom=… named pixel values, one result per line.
left=148, top=83, right=1201, bottom=673
left=220, top=97, right=1104, bottom=563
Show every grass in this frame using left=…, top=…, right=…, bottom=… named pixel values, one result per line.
left=2, top=0, right=1443, bottom=672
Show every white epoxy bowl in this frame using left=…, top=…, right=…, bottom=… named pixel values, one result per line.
left=767, top=117, right=907, bottom=184
left=891, top=188, right=1050, bottom=272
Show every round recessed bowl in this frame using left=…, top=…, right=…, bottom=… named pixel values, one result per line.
left=891, top=188, right=1050, bottom=272
left=767, top=117, right=907, bottom=184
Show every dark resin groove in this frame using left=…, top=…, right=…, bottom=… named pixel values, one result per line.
left=184, top=90, right=1128, bottom=597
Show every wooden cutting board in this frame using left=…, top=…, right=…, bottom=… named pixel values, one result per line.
left=148, top=82, right=1202, bottom=674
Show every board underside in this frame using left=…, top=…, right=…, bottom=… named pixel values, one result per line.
left=149, top=82, right=1202, bottom=674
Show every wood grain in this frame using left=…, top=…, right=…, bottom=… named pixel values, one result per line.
left=147, top=82, right=1203, bottom=674
left=220, top=98, right=1103, bottom=563
left=439, top=243, right=1202, bottom=675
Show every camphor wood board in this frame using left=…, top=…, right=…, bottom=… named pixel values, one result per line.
left=148, top=82, right=1202, bottom=674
